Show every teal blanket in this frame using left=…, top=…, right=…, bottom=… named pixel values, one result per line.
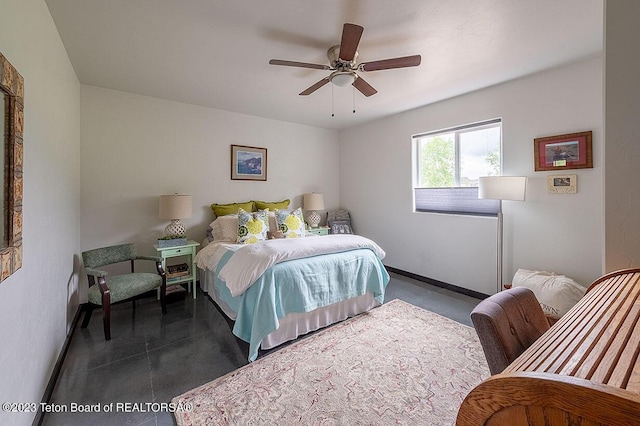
left=214, top=248, right=390, bottom=361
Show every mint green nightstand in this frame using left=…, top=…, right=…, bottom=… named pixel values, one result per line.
left=307, top=226, right=329, bottom=236
left=154, top=240, right=200, bottom=299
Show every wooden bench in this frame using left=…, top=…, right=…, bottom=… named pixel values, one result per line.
left=457, top=268, right=640, bottom=425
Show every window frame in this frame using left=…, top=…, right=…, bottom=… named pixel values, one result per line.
left=412, top=118, right=502, bottom=216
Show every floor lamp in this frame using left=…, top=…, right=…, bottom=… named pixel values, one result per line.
left=478, top=176, right=527, bottom=293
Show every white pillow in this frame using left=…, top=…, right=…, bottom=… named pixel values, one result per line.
left=211, top=215, right=239, bottom=242
left=512, top=269, right=586, bottom=319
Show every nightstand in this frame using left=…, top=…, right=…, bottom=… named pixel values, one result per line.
left=154, top=240, right=200, bottom=299
left=307, top=226, right=329, bottom=236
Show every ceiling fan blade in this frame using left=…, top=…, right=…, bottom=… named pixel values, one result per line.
left=360, top=55, right=422, bottom=72
left=299, top=77, right=331, bottom=95
left=269, top=59, right=330, bottom=70
left=352, top=76, right=377, bottom=97
left=338, top=23, right=364, bottom=61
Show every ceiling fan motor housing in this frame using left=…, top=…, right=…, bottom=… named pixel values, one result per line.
left=327, top=45, right=357, bottom=70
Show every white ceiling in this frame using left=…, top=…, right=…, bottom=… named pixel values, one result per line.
left=45, top=0, right=603, bottom=130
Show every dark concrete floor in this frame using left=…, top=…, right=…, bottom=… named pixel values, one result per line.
left=41, top=272, right=481, bottom=426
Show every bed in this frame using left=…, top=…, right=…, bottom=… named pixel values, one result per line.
left=196, top=208, right=390, bottom=361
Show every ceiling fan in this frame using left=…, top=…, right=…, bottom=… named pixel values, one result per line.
left=269, top=23, right=421, bottom=97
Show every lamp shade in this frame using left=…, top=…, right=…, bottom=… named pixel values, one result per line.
left=303, top=193, right=325, bottom=211
left=159, top=194, right=192, bottom=219
left=478, top=176, right=527, bottom=201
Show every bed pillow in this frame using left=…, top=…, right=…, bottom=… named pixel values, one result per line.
left=237, top=208, right=269, bottom=244
left=211, top=215, right=239, bottom=242
left=512, top=269, right=586, bottom=319
left=254, top=199, right=290, bottom=211
left=213, top=212, right=275, bottom=241
left=275, top=208, right=306, bottom=239
left=210, top=201, right=255, bottom=217
left=329, top=220, right=352, bottom=234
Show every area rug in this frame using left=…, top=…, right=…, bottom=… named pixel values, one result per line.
left=172, top=299, right=489, bottom=425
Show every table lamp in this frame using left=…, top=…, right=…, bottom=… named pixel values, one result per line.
left=159, top=194, right=192, bottom=237
left=303, top=193, right=325, bottom=228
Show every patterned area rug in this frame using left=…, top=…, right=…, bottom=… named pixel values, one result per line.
left=173, top=299, right=489, bottom=425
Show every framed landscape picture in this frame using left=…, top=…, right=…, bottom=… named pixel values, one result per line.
left=534, top=131, right=593, bottom=171
left=231, top=145, right=267, bottom=181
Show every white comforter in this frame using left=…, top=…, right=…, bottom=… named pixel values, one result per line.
left=195, top=234, right=386, bottom=297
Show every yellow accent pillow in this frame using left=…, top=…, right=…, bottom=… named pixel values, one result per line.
left=237, top=208, right=269, bottom=244
left=254, top=199, right=290, bottom=210
left=275, top=208, right=306, bottom=239
left=210, top=201, right=255, bottom=217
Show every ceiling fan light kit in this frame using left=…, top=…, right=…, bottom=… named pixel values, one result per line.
left=330, top=71, right=356, bottom=87
left=269, top=23, right=421, bottom=98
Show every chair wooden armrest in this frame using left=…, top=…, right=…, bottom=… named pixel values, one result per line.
left=136, top=255, right=162, bottom=263
left=84, top=267, right=108, bottom=278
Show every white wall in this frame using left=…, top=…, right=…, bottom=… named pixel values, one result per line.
left=80, top=85, right=339, bottom=298
left=340, top=56, right=603, bottom=294
left=603, top=1, right=640, bottom=271
left=0, top=1, right=81, bottom=425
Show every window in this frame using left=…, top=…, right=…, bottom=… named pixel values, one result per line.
left=413, top=119, right=502, bottom=215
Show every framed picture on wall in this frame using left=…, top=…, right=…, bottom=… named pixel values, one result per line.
left=231, top=145, right=267, bottom=181
left=534, top=131, right=593, bottom=171
left=546, top=174, right=577, bottom=194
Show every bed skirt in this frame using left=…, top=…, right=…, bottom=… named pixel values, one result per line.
left=198, top=266, right=380, bottom=350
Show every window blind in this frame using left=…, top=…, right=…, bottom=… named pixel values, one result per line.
left=414, top=187, right=500, bottom=216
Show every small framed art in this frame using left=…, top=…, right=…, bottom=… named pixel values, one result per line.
left=547, top=174, right=577, bottom=194
left=534, top=131, right=592, bottom=171
left=231, top=145, right=267, bottom=181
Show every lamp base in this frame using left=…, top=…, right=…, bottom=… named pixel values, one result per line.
left=307, top=210, right=321, bottom=228
left=165, top=219, right=186, bottom=237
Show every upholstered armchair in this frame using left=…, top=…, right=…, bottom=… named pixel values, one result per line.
left=470, top=286, right=550, bottom=375
left=81, top=243, right=167, bottom=340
